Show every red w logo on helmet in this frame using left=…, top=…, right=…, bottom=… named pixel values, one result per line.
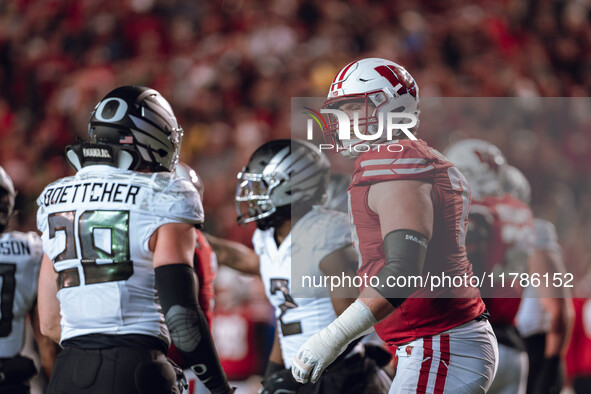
left=374, top=65, right=417, bottom=98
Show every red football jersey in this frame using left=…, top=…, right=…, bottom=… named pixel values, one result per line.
left=469, top=194, right=534, bottom=326
left=195, top=229, right=217, bottom=327
left=349, top=139, right=485, bottom=346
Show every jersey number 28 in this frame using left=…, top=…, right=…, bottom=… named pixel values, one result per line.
left=48, top=210, right=133, bottom=288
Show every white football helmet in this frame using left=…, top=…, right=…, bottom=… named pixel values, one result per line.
left=0, top=166, right=16, bottom=232
left=322, top=58, right=420, bottom=157
left=501, top=165, right=531, bottom=204
left=443, top=139, right=506, bottom=199
left=236, top=139, right=330, bottom=230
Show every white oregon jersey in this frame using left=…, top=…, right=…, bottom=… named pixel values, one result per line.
left=0, top=231, right=42, bottom=357
left=254, top=207, right=351, bottom=368
left=516, top=218, right=560, bottom=337
left=36, top=165, right=203, bottom=345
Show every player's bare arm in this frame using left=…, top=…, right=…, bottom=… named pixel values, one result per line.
left=319, top=245, right=358, bottom=315
left=38, top=253, right=61, bottom=343
left=262, top=329, right=286, bottom=382
left=30, top=302, right=60, bottom=378
left=292, top=179, right=434, bottom=383
left=360, top=179, right=433, bottom=319
left=268, top=328, right=284, bottom=367
left=206, top=233, right=260, bottom=275
left=368, top=179, right=433, bottom=239
left=151, top=222, right=197, bottom=268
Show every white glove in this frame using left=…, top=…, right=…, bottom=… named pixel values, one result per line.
left=291, top=300, right=377, bottom=384
left=292, top=329, right=347, bottom=384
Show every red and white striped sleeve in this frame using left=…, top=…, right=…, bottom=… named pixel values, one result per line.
left=351, top=141, right=440, bottom=184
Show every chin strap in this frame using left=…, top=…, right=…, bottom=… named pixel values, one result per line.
left=65, top=143, right=141, bottom=171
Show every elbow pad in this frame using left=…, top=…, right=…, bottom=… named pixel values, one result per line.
left=155, top=264, right=202, bottom=353
left=155, top=264, right=231, bottom=393
left=374, top=229, right=428, bottom=307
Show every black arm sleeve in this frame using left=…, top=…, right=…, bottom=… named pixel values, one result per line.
left=373, top=229, right=428, bottom=307
left=155, top=264, right=231, bottom=394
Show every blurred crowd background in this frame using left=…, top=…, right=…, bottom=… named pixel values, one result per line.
left=1, top=0, right=590, bottom=389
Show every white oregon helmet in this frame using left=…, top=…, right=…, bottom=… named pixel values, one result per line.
left=322, top=58, right=420, bottom=157
left=501, top=165, right=531, bottom=204
left=443, top=139, right=506, bottom=199
left=0, top=166, right=16, bottom=232
left=236, top=139, right=331, bottom=230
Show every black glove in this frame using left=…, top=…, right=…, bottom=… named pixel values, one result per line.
left=363, top=343, right=393, bottom=368
left=532, top=356, right=563, bottom=394
left=0, top=355, right=37, bottom=384
left=259, top=368, right=300, bottom=394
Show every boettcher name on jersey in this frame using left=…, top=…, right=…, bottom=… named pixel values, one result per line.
left=41, top=180, right=141, bottom=207
left=36, top=165, right=203, bottom=345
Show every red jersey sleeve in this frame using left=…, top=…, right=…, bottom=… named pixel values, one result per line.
left=351, top=140, right=444, bottom=185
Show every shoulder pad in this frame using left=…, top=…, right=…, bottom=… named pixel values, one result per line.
left=294, top=208, right=351, bottom=253
left=150, top=174, right=204, bottom=225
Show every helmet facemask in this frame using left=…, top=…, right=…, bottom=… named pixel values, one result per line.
left=235, top=169, right=288, bottom=229
left=322, top=88, right=419, bottom=157
left=160, top=124, right=183, bottom=172
left=235, top=140, right=331, bottom=230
